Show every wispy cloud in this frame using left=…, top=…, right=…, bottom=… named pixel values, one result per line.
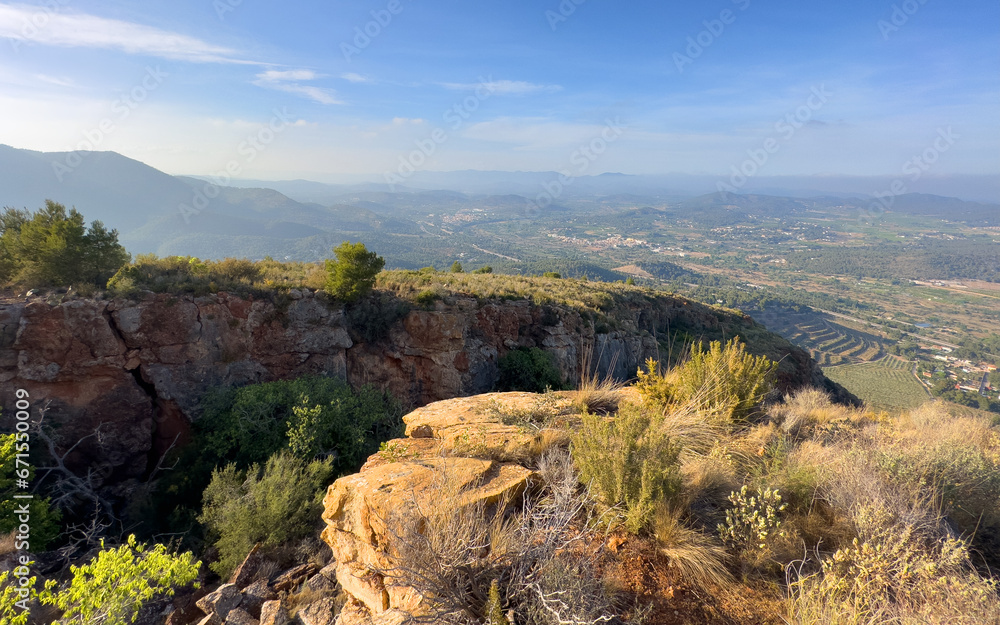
left=0, top=3, right=247, bottom=63
left=341, top=72, right=370, bottom=83
left=440, top=79, right=562, bottom=95
left=252, top=70, right=341, bottom=105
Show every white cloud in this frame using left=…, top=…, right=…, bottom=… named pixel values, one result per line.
left=341, top=72, right=369, bottom=83
left=440, top=79, right=562, bottom=95
left=252, top=69, right=341, bottom=105
left=0, top=3, right=248, bottom=63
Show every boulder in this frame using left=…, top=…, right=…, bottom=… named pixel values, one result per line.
left=259, top=601, right=290, bottom=625
left=196, top=583, right=242, bottom=620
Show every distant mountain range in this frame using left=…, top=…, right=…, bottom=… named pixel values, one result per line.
left=1, top=144, right=997, bottom=262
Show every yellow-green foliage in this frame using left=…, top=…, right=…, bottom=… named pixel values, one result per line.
left=788, top=512, right=1000, bottom=624
left=0, top=568, right=39, bottom=625
left=42, top=535, right=200, bottom=625
left=486, top=579, right=510, bottom=625
left=571, top=402, right=681, bottom=533
left=718, top=485, right=787, bottom=555
left=107, top=254, right=326, bottom=295
left=636, top=338, right=777, bottom=423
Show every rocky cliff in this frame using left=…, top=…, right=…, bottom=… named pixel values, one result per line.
left=0, top=285, right=851, bottom=483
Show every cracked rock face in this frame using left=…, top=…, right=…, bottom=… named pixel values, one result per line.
left=0, top=288, right=842, bottom=485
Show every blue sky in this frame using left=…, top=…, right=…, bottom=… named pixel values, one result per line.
left=1, top=0, right=997, bottom=182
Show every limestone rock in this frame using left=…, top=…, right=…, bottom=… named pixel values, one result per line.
left=258, top=601, right=290, bottom=625
left=196, top=583, right=242, bottom=620
left=297, top=597, right=339, bottom=625
left=224, top=608, right=259, bottom=625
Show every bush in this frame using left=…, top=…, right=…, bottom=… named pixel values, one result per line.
left=572, top=402, right=682, bottom=533
left=199, top=451, right=333, bottom=577
left=450, top=261, right=464, bottom=273
left=636, top=338, right=777, bottom=423
left=497, top=347, right=564, bottom=393
left=325, top=241, right=384, bottom=303
left=345, top=291, right=411, bottom=343
left=107, top=254, right=288, bottom=296
left=0, top=201, right=129, bottom=289
left=41, top=535, right=200, bottom=625
left=199, top=375, right=403, bottom=472
left=717, top=485, right=787, bottom=556
left=788, top=518, right=1000, bottom=623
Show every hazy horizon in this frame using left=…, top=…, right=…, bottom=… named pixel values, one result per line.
left=2, top=0, right=998, bottom=186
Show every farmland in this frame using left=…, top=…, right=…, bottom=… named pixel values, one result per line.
left=823, top=358, right=931, bottom=410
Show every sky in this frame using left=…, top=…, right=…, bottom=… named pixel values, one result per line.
left=0, top=0, right=997, bottom=183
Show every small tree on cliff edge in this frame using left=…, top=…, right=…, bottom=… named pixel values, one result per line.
left=325, top=241, right=384, bottom=303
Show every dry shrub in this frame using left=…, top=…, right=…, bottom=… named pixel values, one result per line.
left=787, top=507, right=1000, bottom=624
left=572, top=346, right=624, bottom=416
left=768, top=388, right=857, bottom=438
left=383, top=451, right=626, bottom=625
left=654, top=504, right=732, bottom=590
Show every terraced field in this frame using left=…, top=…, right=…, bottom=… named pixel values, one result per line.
left=752, top=308, right=887, bottom=366
left=823, top=358, right=930, bottom=410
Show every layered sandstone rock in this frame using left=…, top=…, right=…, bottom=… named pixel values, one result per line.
left=320, top=393, right=544, bottom=624
left=0, top=288, right=849, bottom=484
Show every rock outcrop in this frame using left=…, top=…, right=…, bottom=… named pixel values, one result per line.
left=320, top=393, right=553, bottom=624
left=0, top=288, right=849, bottom=483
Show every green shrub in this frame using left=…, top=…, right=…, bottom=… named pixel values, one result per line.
left=572, top=402, right=682, bottom=533
left=199, top=452, right=333, bottom=577
left=0, top=201, right=129, bottom=289
left=472, top=266, right=493, bottom=274
left=325, top=241, right=384, bottom=303
left=718, top=485, right=787, bottom=555
left=345, top=292, right=411, bottom=343
left=199, top=375, right=403, bottom=472
left=107, top=254, right=284, bottom=296
left=450, top=261, right=464, bottom=273
left=636, top=338, right=776, bottom=423
left=41, top=535, right=200, bottom=625
left=415, top=289, right=439, bottom=307
left=542, top=271, right=561, bottom=279
left=497, top=347, right=564, bottom=393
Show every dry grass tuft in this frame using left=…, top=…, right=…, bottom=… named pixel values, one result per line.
left=654, top=504, right=733, bottom=590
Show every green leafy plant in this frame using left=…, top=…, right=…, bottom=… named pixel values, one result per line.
left=199, top=451, right=333, bottom=577
left=377, top=440, right=416, bottom=463
left=718, top=485, right=787, bottom=554
left=325, top=241, right=385, bottom=303
left=497, top=347, right=564, bottom=393
left=42, top=535, right=200, bottom=625
left=572, top=402, right=682, bottom=533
